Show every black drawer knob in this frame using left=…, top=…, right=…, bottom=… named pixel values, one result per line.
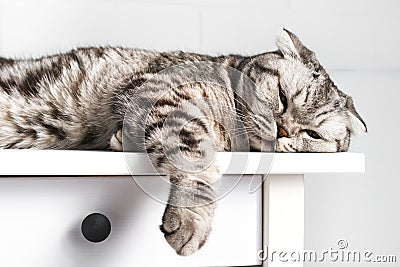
left=81, top=213, right=111, bottom=243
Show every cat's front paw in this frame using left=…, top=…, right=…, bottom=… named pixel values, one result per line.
left=160, top=204, right=213, bottom=256
left=110, top=129, right=123, bottom=151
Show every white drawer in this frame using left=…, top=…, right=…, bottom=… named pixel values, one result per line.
left=0, top=175, right=262, bottom=267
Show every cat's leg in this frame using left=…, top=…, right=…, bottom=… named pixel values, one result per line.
left=160, top=163, right=220, bottom=256
left=109, top=129, right=123, bottom=151
left=146, top=114, right=221, bottom=256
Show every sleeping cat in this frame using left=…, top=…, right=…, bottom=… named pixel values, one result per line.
left=0, top=29, right=366, bottom=255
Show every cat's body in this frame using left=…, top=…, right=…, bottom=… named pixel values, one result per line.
left=0, top=48, right=221, bottom=149
left=0, top=30, right=366, bottom=255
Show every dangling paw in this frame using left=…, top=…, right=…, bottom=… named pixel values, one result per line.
left=110, top=129, right=123, bottom=151
left=160, top=204, right=214, bottom=256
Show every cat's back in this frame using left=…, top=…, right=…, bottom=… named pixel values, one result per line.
left=0, top=47, right=218, bottom=97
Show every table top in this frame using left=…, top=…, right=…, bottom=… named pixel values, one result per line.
left=0, top=150, right=365, bottom=176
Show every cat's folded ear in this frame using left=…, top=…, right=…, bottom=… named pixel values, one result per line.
left=276, top=28, right=318, bottom=65
left=345, top=97, right=367, bottom=135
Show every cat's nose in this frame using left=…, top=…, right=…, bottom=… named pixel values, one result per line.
left=277, top=125, right=289, bottom=138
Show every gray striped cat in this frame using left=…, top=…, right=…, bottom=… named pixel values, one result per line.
left=0, top=29, right=366, bottom=255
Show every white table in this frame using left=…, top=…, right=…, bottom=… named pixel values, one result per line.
left=0, top=151, right=364, bottom=267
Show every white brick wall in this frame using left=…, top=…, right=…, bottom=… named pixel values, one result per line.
left=0, top=0, right=399, bottom=70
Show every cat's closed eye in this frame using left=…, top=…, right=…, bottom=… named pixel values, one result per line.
left=303, top=129, right=322, bottom=139
left=278, top=86, right=288, bottom=112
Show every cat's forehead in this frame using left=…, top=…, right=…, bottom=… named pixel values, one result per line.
left=279, top=63, right=334, bottom=104
left=278, top=58, right=313, bottom=96
left=281, top=65, right=345, bottom=125
left=293, top=85, right=342, bottom=119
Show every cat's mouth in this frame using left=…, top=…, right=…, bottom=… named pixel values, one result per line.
left=275, top=139, right=297, bottom=152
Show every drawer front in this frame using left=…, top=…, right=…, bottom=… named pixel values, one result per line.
left=0, top=175, right=261, bottom=267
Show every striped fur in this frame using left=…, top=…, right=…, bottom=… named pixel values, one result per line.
left=0, top=29, right=366, bottom=255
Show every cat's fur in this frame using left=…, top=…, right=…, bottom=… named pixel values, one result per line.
left=0, top=29, right=366, bottom=255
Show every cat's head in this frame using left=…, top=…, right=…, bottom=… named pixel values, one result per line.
left=248, top=29, right=367, bottom=152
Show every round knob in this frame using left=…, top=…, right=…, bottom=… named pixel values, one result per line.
left=81, top=213, right=111, bottom=243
